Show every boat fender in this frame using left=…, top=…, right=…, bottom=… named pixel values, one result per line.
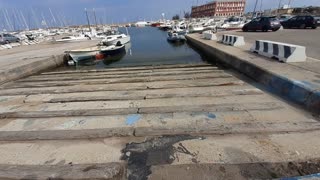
left=95, top=53, right=105, bottom=60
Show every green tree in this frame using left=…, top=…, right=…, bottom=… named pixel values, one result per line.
left=184, top=12, right=191, bottom=19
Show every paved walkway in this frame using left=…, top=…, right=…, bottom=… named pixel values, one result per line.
left=220, top=29, right=320, bottom=75
left=220, top=28, right=320, bottom=60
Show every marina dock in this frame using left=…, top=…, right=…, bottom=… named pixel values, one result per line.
left=0, top=25, right=319, bottom=179
left=0, top=0, right=320, bottom=178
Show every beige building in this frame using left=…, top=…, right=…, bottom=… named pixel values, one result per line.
left=191, top=0, right=246, bottom=18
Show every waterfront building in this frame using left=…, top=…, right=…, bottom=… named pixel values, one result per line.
left=191, top=0, right=246, bottom=18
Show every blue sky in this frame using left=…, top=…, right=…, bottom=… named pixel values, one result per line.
left=0, top=0, right=320, bottom=29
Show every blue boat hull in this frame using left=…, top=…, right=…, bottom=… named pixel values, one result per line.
left=100, top=45, right=126, bottom=57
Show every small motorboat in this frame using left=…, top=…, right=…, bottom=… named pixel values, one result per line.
left=188, top=23, right=204, bottom=33
left=167, top=26, right=187, bottom=43
left=100, top=43, right=126, bottom=57
left=101, top=50, right=126, bottom=66
left=151, top=22, right=163, bottom=27
left=101, top=34, right=131, bottom=46
left=65, top=46, right=102, bottom=63
left=66, top=43, right=126, bottom=65
left=218, top=16, right=246, bottom=31
left=159, top=23, right=172, bottom=31
left=167, top=32, right=187, bottom=42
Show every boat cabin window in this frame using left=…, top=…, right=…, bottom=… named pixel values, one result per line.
left=107, top=37, right=113, bottom=39
left=117, top=36, right=122, bottom=39
left=62, top=37, right=71, bottom=39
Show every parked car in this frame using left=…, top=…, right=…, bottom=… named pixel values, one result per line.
left=281, top=15, right=317, bottom=29
left=0, top=33, right=20, bottom=44
left=242, top=16, right=281, bottom=32
left=315, top=16, right=320, bottom=26
left=279, top=14, right=294, bottom=22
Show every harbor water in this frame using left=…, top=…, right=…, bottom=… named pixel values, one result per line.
left=58, top=27, right=208, bottom=70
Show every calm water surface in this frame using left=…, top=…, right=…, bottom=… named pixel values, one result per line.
left=60, top=27, right=208, bottom=70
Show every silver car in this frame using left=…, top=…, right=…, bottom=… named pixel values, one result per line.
left=0, top=33, right=20, bottom=44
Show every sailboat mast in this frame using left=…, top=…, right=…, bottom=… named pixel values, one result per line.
left=20, top=11, right=29, bottom=30
left=252, top=0, right=259, bottom=18
left=31, top=7, right=40, bottom=29
left=12, top=11, right=16, bottom=31
left=85, top=8, right=92, bottom=34
left=41, top=13, right=49, bottom=29
left=49, top=8, right=57, bottom=27
left=3, top=9, right=12, bottom=31
left=93, top=8, right=98, bottom=27
left=13, top=8, right=22, bottom=31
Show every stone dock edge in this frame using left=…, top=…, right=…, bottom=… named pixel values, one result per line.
left=0, top=54, right=66, bottom=85
left=186, top=35, right=320, bottom=115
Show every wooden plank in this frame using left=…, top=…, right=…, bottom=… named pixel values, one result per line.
left=21, top=69, right=225, bottom=82
left=0, top=108, right=139, bottom=118
left=36, top=67, right=220, bottom=78
left=0, top=163, right=125, bottom=180
left=0, top=78, right=244, bottom=96
left=0, top=110, right=318, bottom=141
left=134, top=122, right=320, bottom=137
left=0, top=101, right=280, bottom=119
left=5, top=73, right=233, bottom=89
left=1, top=95, right=271, bottom=113
left=145, top=88, right=263, bottom=100
left=40, top=64, right=214, bottom=75
left=0, top=122, right=319, bottom=141
left=147, top=78, right=244, bottom=89
left=47, top=89, right=263, bottom=103
left=0, top=128, right=135, bottom=141
left=138, top=101, right=284, bottom=114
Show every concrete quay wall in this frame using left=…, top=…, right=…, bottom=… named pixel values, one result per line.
left=186, top=34, right=320, bottom=115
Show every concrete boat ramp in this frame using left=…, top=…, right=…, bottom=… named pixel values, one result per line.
left=0, top=62, right=320, bottom=179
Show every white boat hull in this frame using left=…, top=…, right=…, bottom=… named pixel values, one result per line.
left=66, top=45, right=124, bottom=62
left=68, top=51, right=98, bottom=62
left=104, top=36, right=131, bottom=46
left=66, top=47, right=103, bottom=62
left=56, top=37, right=90, bottom=43
left=189, top=27, right=204, bottom=33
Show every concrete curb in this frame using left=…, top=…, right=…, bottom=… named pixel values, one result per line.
left=250, top=40, right=307, bottom=63
left=0, top=54, right=65, bottom=85
left=221, top=34, right=245, bottom=46
left=186, top=35, right=320, bottom=114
